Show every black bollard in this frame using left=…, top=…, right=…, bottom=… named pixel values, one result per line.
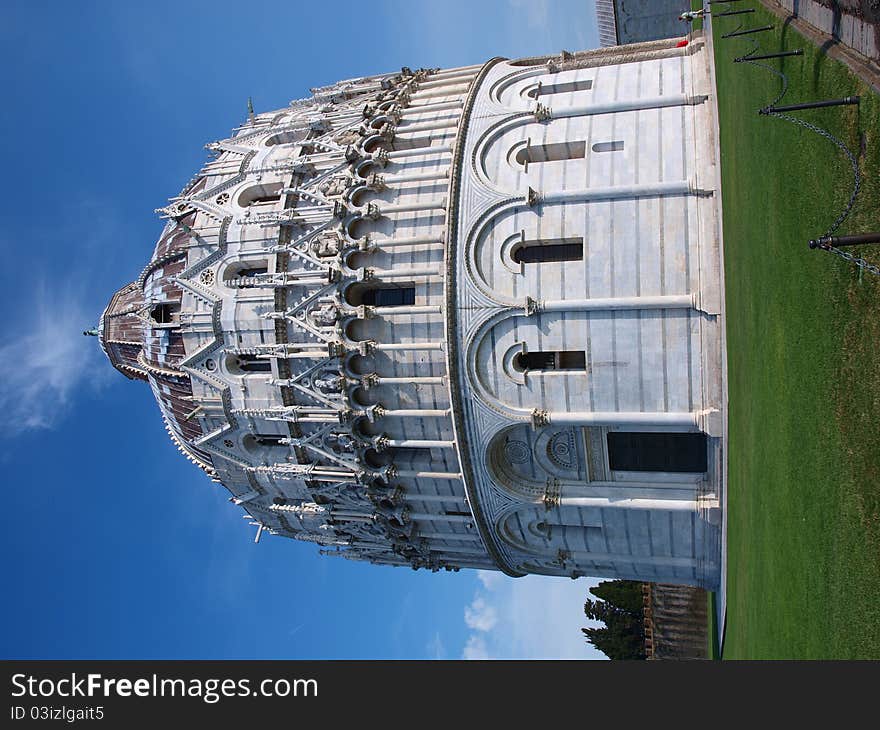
left=760, top=96, right=860, bottom=114
left=810, top=233, right=880, bottom=249
left=735, top=49, right=803, bottom=62
left=722, top=25, right=774, bottom=38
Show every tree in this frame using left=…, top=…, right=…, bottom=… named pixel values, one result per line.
left=590, top=580, right=644, bottom=614
left=581, top=625, right=644, bottom=660
left=581, top=581, right=646, bottom=660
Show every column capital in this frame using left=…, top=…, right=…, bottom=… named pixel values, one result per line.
left=523, top=296, right=542, bottom=316
left=531, top=408, right=551, bottom=428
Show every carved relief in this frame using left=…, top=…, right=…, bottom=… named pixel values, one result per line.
left=485, top=423, right=585, bottom=500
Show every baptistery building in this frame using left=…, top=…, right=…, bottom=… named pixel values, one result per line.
left=95, top=31, right=726, bottom=588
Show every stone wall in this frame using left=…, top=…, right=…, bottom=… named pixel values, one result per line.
left=771, top=0, right=879, bottom=60
left=451, top=37, right=726, bottom=587
left=614, top=0, right=691, bottom=45
left=643, top=583, right=709, bottom=659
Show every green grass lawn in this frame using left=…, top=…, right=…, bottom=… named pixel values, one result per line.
left=710, top=3, right=880, bottom=658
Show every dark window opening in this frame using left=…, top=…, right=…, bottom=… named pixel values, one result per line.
left=362, top=287, right=416, bottom=307
left=513, top=237, right=583, bottom=264
left=239, top=357, right=272, bottom=373
left=515, top=350, right=586, bottom=371
left=237, top=267, right=268, bottom=278
left=254, top=435, right=286, bottom=447
left=150, top=303, right=177, bottom=324
left=225, top=264, right=269, bottom=288
left=249, top=194, right=281, bottom=205
left=607, top=432, right=708, bottom=473
left=389, top=447, right=432, bottom=463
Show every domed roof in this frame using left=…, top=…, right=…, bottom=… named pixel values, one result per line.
left=97, top=206, right=215, bottom=475
left=98, top=281, right=148, bottom=382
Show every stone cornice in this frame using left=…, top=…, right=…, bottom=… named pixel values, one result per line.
left=443, top=56, right=525, bottom=578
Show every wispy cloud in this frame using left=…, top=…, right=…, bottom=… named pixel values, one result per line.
left=459, top=572, right=606, bottom=659
left=426, top=632, right=447, bottom=660
left=0, top=279, right=109, bottom=435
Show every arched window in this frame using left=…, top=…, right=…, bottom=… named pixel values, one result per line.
left=513, top=236, right=583, bottom=264
left=535, top=520, right=603, bottom=544
left=265, top=130, right=306, bottom=146
left=515, top=140, right=586, bottom=166
left=237, top=182, right=283, bottom=208
left=514, top=350, right=586, bottom=371
left=242, top=434, right=288, bottom=457
left=528, top=78, right=593, bottom=98
left=592, top=140, right=625, bottom=153
left=226, top=353, right=272, bottom=374
left=223, top=261, right=269, bottom=287
left=252, top=435, right=286, bottom=447
left=362, top=287, right=416, bottom=307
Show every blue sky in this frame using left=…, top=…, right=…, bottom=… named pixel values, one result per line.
left=0, top=0, right=605, bottom=660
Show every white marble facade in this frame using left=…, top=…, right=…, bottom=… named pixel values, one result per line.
left=98, top=34, right=725, bottom=588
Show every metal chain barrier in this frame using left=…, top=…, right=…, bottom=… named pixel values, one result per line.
left=718, top=7, right=877, bottom=277
left=767, top=112, right=861, bottom=239
left=811, top=240, right=880, bottom=276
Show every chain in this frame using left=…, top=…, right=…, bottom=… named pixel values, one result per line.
left=812, top=242, right=880, bottom=276
left=764, top=111, right=861, bottom=238
left=723, top=13, right=877, bottom=277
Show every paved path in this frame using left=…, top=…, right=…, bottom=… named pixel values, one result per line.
left=695, top=14, right=729, bottom=653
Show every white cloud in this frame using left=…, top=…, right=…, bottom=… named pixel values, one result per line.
left=462, top=634, right=490, bottom=660
left=459, top=574, right=607, bottom=660
left=476, top=570, right=503, bottom=591
left=464, top=596, right=499, bottom=632
left=0, top=280, right=108, bottom=435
